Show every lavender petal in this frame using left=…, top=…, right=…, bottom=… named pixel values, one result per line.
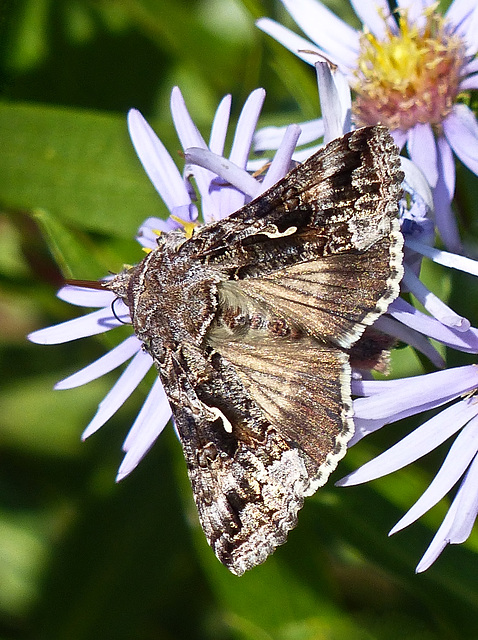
left=28, top=307, right=127, bottom=345
left=350, top=0, right=398, bottom=37
left=280, top=0, right=360, bottom=68
left=209, top=94, right=232, bottom=155
left=390, top=128, right=408, bottom=150
left=405, top=239, right=478, bottom=276
left=447, top=452, right=478, bottom=542
left=341, top=399, right=478, bottom=486
left=254, top=119, right=325, bottom=152
left=443, top=104, right=478, bottom=176
left=256, top=18, right=328, bottom=66
left=55, top=336, right=142, bottom=389
left=117, top=379, right=171, bottom=480
left=388, top=297, right=478, bottom=353
left=57, top=285, right=116, bottom=308
left=402, top=266, right=470, bottom=331
left=416, top=451, right=478, bottom=572
left=82, top=349, right=154, bottom=440
left=390, top=412, right=478, bottom=533
left=432, top=135, right=462, bottom=252
left=373, top=315, right=445, bottom=368
left=415, top=499, right=459, bottom=572
left=407, top=122, right=438, bottom=187
left=316, top=62, right=350, bottom=142
left=185, top=148, right=260, bottom=198
left=127, top=109, right=190, bottom=211
left=260, top=125, right=301, bottom=192
left=170, top=87, right=218, bottom=222
left=459, top=73, right=478, bottom=90
left=353, top=365, right=478, bottom=420
left=398, top=0, right=434, bottom=27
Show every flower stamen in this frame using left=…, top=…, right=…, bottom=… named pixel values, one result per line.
left=353, top=4, right=467, bottom=131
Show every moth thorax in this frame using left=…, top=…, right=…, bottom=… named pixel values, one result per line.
left=104, top=269, right=133, bottom=302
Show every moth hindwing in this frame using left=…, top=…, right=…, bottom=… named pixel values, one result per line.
left=106, top=125, right=404, bottom=575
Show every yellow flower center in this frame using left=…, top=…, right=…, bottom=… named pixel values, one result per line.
left=353, top=3, right=467, bottom=131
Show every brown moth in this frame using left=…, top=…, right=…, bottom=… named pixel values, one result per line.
left=104, top=125, right=404, bottom=575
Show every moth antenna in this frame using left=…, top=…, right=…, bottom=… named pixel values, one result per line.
left=64, top=279, right=130, bottom=324
left=297, top=49, right=338, bottom=70
left=111, top=297, right=131, bottom=325
left=64, top=278, right=110, bottom=291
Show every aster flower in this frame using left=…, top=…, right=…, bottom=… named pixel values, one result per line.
left=339, top=365, right=478, bottom=572
left=311, top=63, right=478, bottom=368
left=257, top=0, right=478, bottom=251
left=28, top=86, right=301, bottom=480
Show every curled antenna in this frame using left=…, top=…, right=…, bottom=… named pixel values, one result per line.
left=63, top=278, right=131, bottom=325
left=111, top=296, right=130, bottom=325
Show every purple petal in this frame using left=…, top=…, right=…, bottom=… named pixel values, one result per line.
left=127, top=109, right=190, bottom=212
left=459, top=74, right=478, bottom=90
left=316, top=62, right=350, bottom=142
left=398, top=0, right=434, bottom=27
left=347, top=417, right=386, bottom=446
left=373, top=315, right=445, bottom=367
left=185, top=148, right=260, bottom=198
left=446, top=0, right=478, bottom=45
left=402, top=266, right=470, bottom=330
left=82, top=349, right=154, bottom=440
left=170, top=87, right=218, bottom=220
left=256, top=18, right=329, bottom=66
left=230, top=88, right=266, bottom=169
left=431, top=135, right=462, bottom=252
left=136, top=215, right=188, bottom=250
left=209, top=94, right=232, bottom=155
left=350, top=0, right=398, bottom=38
left=405, top=239, right=478, bottom=277
left=254, top=119, right=324, bottom=152
left=443, top=105, right=478, bottom=176
left=400, top=157, right=434, bottom=213
left=353, top=365, right=478, bottom=420
left=388, top=297, right=478, bottom=353
left=390, top=413, right=478, bottom=534
left=57, top=285, right=116, bottom=308
left=117, top=378, right=171, bottom=480
left=28, top=306, right=128, bottom=345
left=341, top=398, right=478, bottom=486
left=260, top=125, right=301, bottom=192
left=461, top=58, right=478, bottom=76
left=415, top=498, right=459, bottom=572
left=279, top=0, right=360, bottom=69
left=390, top=129, right=408, bottom=151
left=171, top=86, right=208, bottom=150
left=407, top=123, right=438, bottom=187
left=213, top=88, right=266, bottom=216
left=460, top=2, right=478, bottom=55
left=55, top=336, right=141, bottom=389
left=435, top=134, right=456, bottom=203
left=447, top=451, right=478, bottom=542
left=416, top=450, right=478, bottom=572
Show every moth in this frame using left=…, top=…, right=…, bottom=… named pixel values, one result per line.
left=103, top=125, right=404, bottom=575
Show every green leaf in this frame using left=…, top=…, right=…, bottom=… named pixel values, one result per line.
left=0, top=102, right=168, bottom=238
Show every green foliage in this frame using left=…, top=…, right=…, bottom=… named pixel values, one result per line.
left=1, top=1, right=478, bottom=638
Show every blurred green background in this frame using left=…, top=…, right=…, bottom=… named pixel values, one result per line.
left=1, top=0, right=478, bottom=638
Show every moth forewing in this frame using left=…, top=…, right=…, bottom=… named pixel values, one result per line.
left=105, top=125, right=404, bottom=575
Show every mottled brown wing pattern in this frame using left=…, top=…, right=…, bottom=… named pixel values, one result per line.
left=236, top=234, right=402, bottom=350
left=106, top=125, right=404, bottom=575
left=189, top=125, right=403, bottom=266
left=163, top=336, right=352, bottom=576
